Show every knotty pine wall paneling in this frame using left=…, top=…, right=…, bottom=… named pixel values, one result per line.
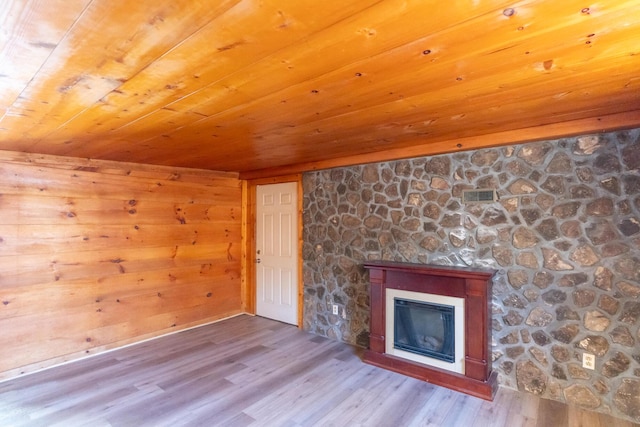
left=0, top=152, right=243, bottom=380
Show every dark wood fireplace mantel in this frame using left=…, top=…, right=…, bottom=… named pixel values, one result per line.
left=363, top=261, right=498, bottom=401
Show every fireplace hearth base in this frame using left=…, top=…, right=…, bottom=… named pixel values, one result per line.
left=363, top=261, right=498, bottom=401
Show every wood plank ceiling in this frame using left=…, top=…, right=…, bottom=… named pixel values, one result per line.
left=1, top=0, right=639, bottom=177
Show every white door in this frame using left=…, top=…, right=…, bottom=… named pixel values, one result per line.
left=256, top=182, right=298, bottom=325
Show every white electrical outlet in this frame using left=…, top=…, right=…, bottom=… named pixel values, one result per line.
left=583, top=353, right=596, bottom=370
left=332, top=304, right=338, bottom=315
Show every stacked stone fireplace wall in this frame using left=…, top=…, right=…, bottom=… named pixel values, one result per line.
left=302, top=129, right=640, bottom=422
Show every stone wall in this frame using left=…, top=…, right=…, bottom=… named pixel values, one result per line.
left=302, top=129, right=640, bottom=422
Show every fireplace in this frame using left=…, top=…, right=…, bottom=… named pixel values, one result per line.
left=363, top=261, right=497, bottom=400
left=387, top=289, right=464, bottom=374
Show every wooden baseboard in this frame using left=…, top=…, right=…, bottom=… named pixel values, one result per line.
left=363, top=350, right=498, bottom=401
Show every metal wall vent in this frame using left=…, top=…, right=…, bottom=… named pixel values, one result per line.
left=462, top=189, right=498, bottom=203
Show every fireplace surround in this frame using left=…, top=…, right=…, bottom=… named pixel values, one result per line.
left=387, top=288, right=465, bottom=374
left=363, top=261, right=498, bottom=400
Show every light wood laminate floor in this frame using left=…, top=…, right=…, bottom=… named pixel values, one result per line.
left=0, top=314, right=638, bottom=427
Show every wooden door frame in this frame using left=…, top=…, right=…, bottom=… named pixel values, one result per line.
left=241, top=174, right=304, bottom=327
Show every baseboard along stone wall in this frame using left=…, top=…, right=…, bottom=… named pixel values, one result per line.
left=302, top=128, right=640, bottom=422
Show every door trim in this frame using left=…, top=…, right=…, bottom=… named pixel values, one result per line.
left=242, top=174, right=303, bottom=327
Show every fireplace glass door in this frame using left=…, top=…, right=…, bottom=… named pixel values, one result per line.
left=393, top=298, right=455, bottom=363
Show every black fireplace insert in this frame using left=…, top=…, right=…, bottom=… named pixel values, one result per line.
left=393, top=298, right=455, bottom=363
